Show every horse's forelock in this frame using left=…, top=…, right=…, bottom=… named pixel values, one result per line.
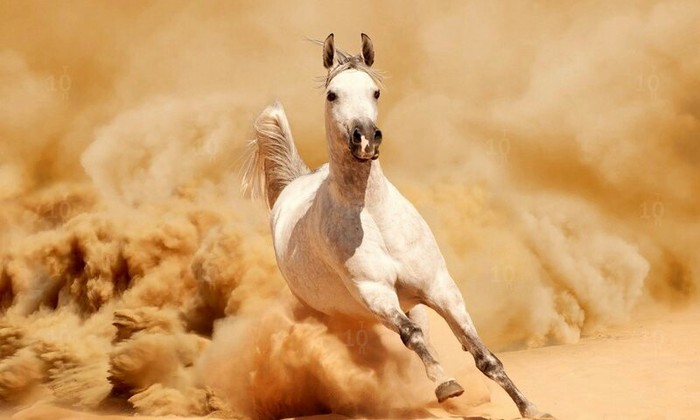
left=325, top=52, right=383, bottom=88
left=307, top=38, right=383, bottom=88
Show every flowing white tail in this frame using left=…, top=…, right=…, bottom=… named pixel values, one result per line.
left=242, top=101, right=309, bottom=209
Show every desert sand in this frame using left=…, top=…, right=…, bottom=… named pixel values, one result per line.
left=469, top=306, right=700, bottom=420
left=5, top=305, right=699, bottom=420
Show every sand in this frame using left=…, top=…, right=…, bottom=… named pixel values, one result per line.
left=474, top=306, right=700, bottom=420
left=4, top=305, right=698, bottom=420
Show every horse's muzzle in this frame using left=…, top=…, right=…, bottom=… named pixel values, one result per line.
left=348, top=122, right=382, bottom=161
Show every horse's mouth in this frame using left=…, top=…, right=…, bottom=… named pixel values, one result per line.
left=348, top=138, right=380, bottom=162
left=350, top=148, right=380, bottom=162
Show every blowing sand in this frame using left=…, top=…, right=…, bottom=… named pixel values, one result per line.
left=1, top=1, right=699, bottom=419
left=4, top=305, right=699, bottom=420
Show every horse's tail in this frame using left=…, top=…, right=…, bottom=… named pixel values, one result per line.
left=242, top=101, right=310, bottom=209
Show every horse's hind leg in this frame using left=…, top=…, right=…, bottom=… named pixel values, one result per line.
left=424, top=271, right=553, bottom=419
left=407, top=305, right=464, bottom=402
left=353, top=281, right=463, bottom=402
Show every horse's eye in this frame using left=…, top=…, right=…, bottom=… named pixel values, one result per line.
left=327, top=91, right=337, bottom=102
left=374, top=90, right=380, bottom=99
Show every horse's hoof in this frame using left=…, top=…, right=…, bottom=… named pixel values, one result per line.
left=435, top=380, right=464, bottom=403
left=522, top=407, right=556, bottom=419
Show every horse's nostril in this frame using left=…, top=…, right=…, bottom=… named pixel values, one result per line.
left=352, top=128, right=362, bottom=145
left=374, top=129, right=382, bottom=142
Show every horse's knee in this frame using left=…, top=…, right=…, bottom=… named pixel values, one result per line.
left=399, top=322, right=440, bottom=368
left=474, top=349, right=503, bottom=377
left=398, top=321, right=423, bottom=349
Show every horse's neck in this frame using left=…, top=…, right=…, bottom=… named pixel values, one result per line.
left=327, top=147, right=387, bottom=208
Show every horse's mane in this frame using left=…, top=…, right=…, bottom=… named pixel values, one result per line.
left=307, top=38, right=384, bottom=88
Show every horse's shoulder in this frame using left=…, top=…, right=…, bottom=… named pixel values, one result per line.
left=271, top=164, right=329, bottom=242
left=384, top=180, right=426, bottom=220
left=379, top=179, right=440, bottom=248
left=274, top=164, right=328, bottom=207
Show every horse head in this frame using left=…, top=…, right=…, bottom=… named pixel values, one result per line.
left=322, top=33, right=383, bottom=162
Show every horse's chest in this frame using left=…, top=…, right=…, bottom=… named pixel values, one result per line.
left=318, top=208, right=436, bottom=283
left=319, top=207, right=374, bottom=259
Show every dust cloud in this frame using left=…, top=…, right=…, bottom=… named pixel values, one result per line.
left=0, top=0, right=698, bottom=418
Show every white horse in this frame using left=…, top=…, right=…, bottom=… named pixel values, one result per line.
left=243, top=33, right=552, bottom=419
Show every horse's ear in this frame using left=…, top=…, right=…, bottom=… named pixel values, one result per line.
left=323, top=33, right=335, bottom=69
left=360, top=33, right=374, bottom=67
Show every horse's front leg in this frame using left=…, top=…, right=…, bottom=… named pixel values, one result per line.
left=424, top=270, right=554, bottom=419
left=407, top=304, right=464, bottom=402
left=351, top=280, right=464, bottom=402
